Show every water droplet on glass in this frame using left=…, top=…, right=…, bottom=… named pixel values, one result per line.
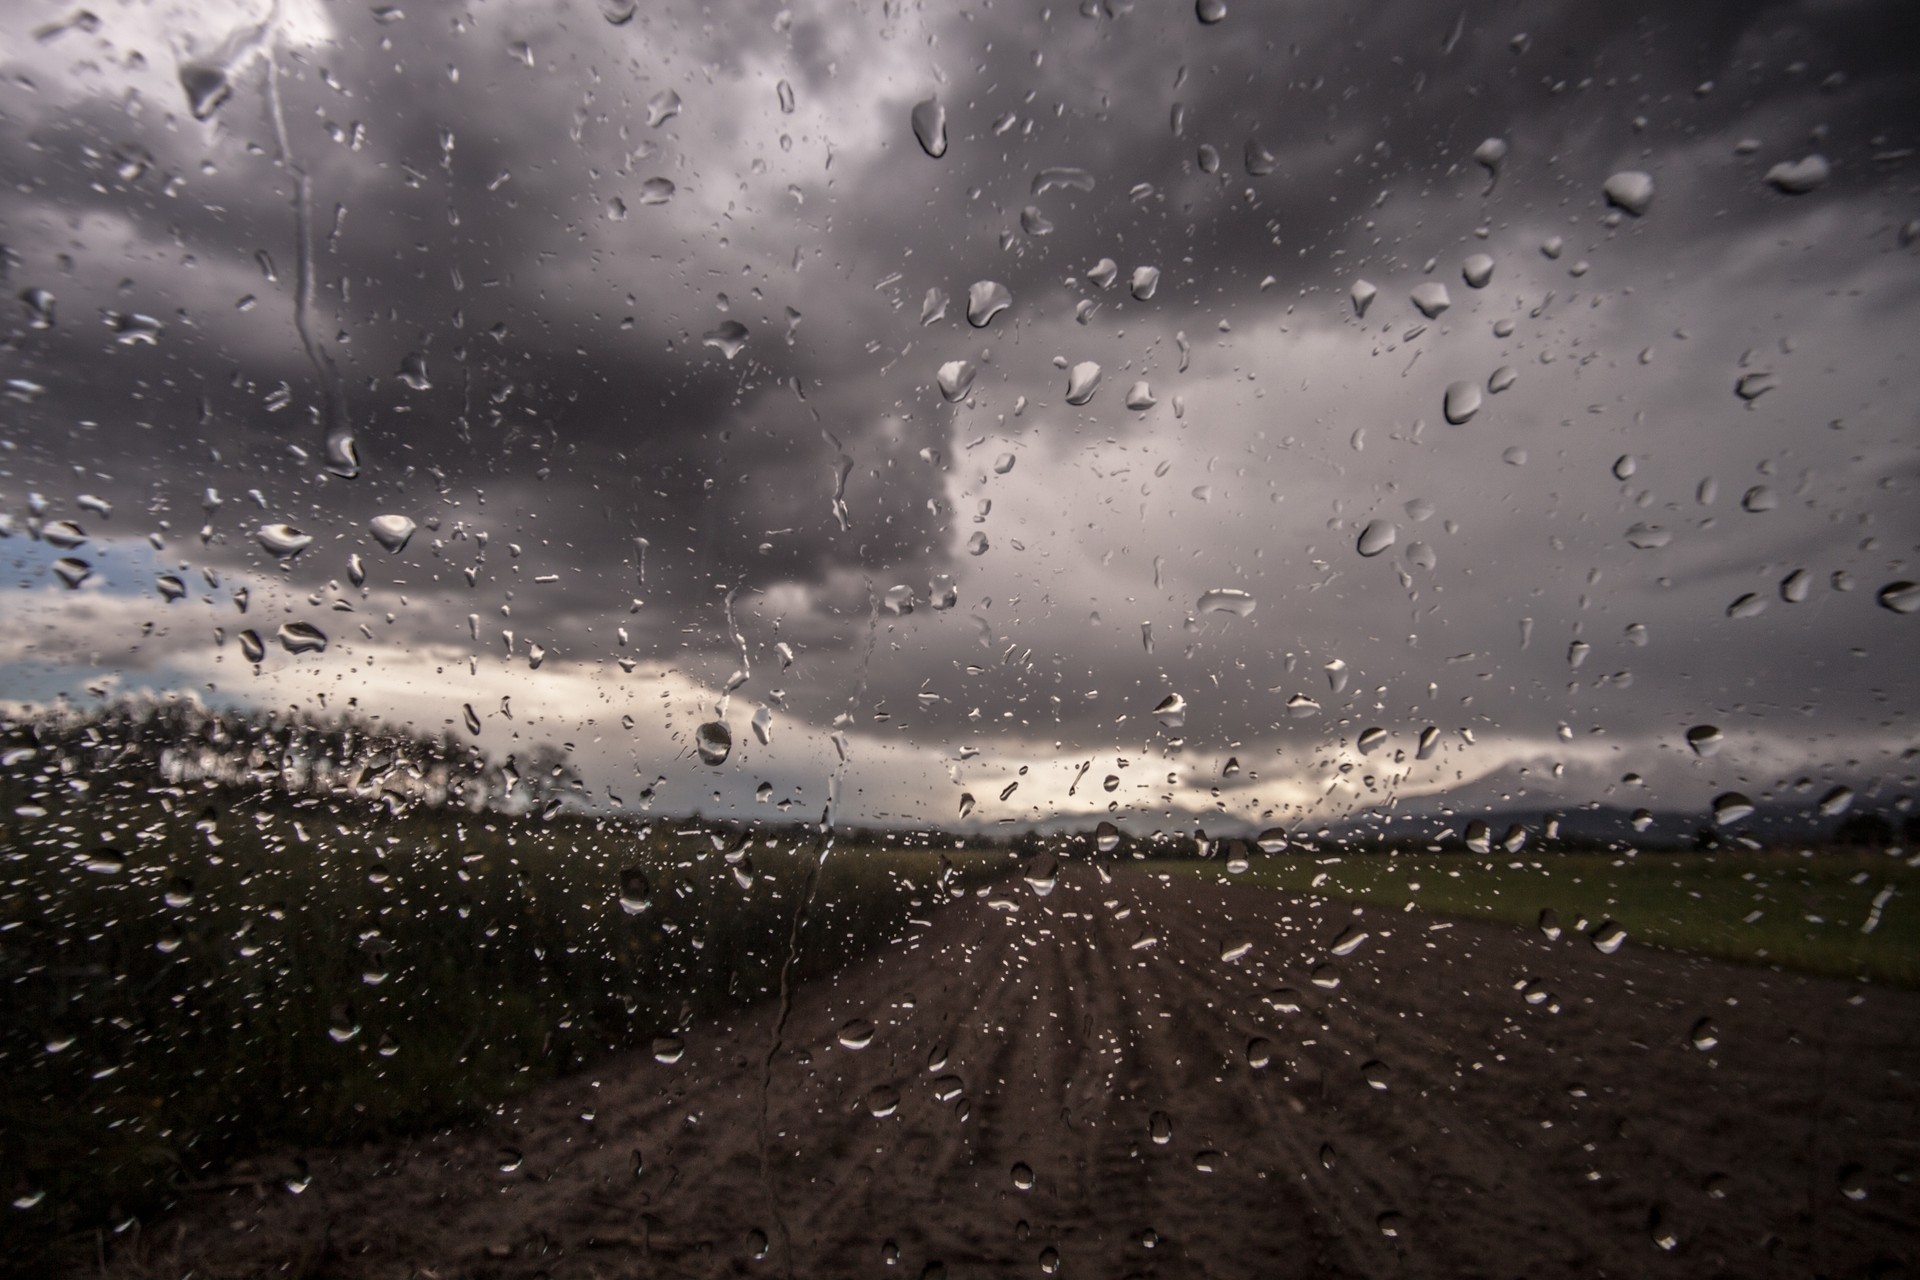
left=1538, top=908, right=1562, bottom=941
left=1443, top=380, right=1482, bottom=424
left=20, top=287, right=55, bottom=330
left=1351, top=279, right=1377, bottom=317
left=695, top=721, right=732, bottom=765
left=966, top=532, right=989, bottom=556
left=1361, top=1059, right=1390, bottom=1090
left=1032, top=167, right=1095, bottom=196
left=1065, top=361, right=1103, bottom=405
left=1130, top=265, right=1160, bottom=300
left=636, top=176, right=675, bottom=206
left=1765, top=154, right=1829, bottom=194
left=369, top=514, right=416, bottom=552
left=1602, top=170, right=1654, bottom=216
left=1689, top=1016, right=1719, bottom=1051
left=776, top=78, right=795, bottom=114
left=179, top=59, right=233, bottom=122
left=911, top=98, right=947, bottom=158
left=1196, top=0, right=1226, bottom=22
left=1092, top=820, right=1122, bottom=854
left=1356, top=520, right=1396, bottom=557
left=1148, top=1110, right=1173, bottom=1144
left=1712, top=792, right=1755, bottom=826
left=1086, top=258, right=1119, bottom=289
left=1196, top=588, right=1255, bottom=617
left=966, top=281, right=1011, bottom=327
left=651, top=1035, right=685, bottom=1064
left=1589, top=920, right=1627, bottom=955
left=1473, top=136, right=1509, bottom=174
left=397, top=351, right=431, bottom=390
left=703, top=320, right=749, bottom=360
left=256, top=523, right=313, bottom=558
left=1152, top=693, right=1187, bottom=727
left=937, top=360, right=977, bottom=401
left=1817, top=785, right=1853, bottom=817
left=646, top=89, right=682, bottom=128
left=276, top=622, right=328, bottom=654
left=1020, top=205, right=1054, bottom=235
left=1726, top=593, right=1766, bottom=619
left=1244, top=136, right=1275, bottom=176
left=1876, top=581, right=1919, bottom=614
left=238, top=629, right=265, bottom=662
left=1461, top=254, right=1494, bottom=288
left=1124, top=381, right=1156, bottom=410
left=1625, top=523, right=1671, bottom=550
left=1197, top=143, right=1220, bottom=173
left=1685, top=725, right=1724, bottom=757
left=838, top=1018, right=875, bottom=1050
left=1488, top=365, right=1516, bottom=393
left=1410, top=282, right=1451, bottom=318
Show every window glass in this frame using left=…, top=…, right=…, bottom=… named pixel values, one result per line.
left=3, top=0, right=1916, bottom=1274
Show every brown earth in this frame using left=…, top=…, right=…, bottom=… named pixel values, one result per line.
left=95, top=865, right=1920, bottom=1279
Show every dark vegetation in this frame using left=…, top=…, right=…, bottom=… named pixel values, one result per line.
left=0, top=700, right=1000, bottom=1271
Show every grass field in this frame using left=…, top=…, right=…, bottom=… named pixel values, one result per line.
left=1159, top=848, right=1920, bottom=987
left=0, top=776, right=1002, bottom=1268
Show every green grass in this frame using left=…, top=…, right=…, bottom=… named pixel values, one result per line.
left=0, top=777, right=1003, bottom=1273
left=1155, top=848, right=1920, bottom=986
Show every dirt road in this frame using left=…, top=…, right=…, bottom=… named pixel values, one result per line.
left=100, top=865, right=1920, bottom=1278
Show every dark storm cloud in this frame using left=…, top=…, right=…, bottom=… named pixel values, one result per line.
left=1, top=0, right=1914, bottom=830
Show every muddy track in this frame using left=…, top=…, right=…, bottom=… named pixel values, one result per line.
left=96, top=865, right=1920, bottom=1279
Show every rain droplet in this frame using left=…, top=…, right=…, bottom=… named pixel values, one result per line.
left=1443, top=380, right=1482, bottom=424
left=1538, top=908, right=1562, bottom=941
left=369, top=514, right=416, bottom=552
left=1246, top=1037, right=1274, bottom=1069
left=1711, top=792, right=1755, bottom=826
left=1488, top=365, right=1516, bottom=393
left=1689, top=1016, right=1719, bottom=1051
left=1086, top=258, right=1119, bottom=289
left=1153, top=693, right=1187, bottom=727
left=256, top=523, right=314, bottom=558
left=1602, top=170, right=1654, bottom=216
left=1094, top=820, right=1122, bottom=853
left=638, top=176, right=675, bottom=205
left=276, top=622, right=328, bottom=654
left=776, top=78, right=795, bottom=114
left=966, top=281, right=1011, bottom=327
left=1765, top=155, right=1829, bottom=194
left=1031, top=167, right=1094, bottom=196
left=1685, top=725, right=1724, bottom=757
left=652, top=1035, right=685, bottom=1064
left=838, top=1018, right=875, bottom=1050
left=1020, top=205, right=1053, bottom=235
left=1130, top=265, right=1160, bottom=300
left=1625, top=523, right=1671, bottom=550
left=1461, top=254, right=1494, bottom=288
left=238, top=629, right=265, bottom=662
left=1876, top=581, right=1919, bottom=614
left=20, top=287, right=55, bottom=330
left=1726, top=593, right=1766, bottom=619
left=1356, top=520, right=1396, bottom=557
left=920, top=288, right=949, bottom=325
left=1734, top=371, right=1775, bottom=402
left=1196, top=0, right=1226, bottom=22
left=179, top=59, right=233, bottom=122
left=1818, top=786, right=1854, bottom=817
left=966, top=531, right=989, bottom=556
left=1357, top=726, right=1387, bottom=754
left=463, top=703, right=483, bottom=735
left=695, top=721, right=732, bottom=765
left=41, top=520, right=86, bottom=550
left=1124, top=381, right=1156, bottom=410
left=936, top=361, right=977, bottom=401
left=397, top=351, right=431, bottom=390
left=1351, top=279, right=1377, bottom=317
left=1589, top=920, right=1627, bottom=955
left=1065, top=361, right=1103, bottom=405
left=1148, top=1111, right=1173, bottom=1144
left=1197, top=588, right=1255, bottom=617
left=1473, top=136, right=1508, bottom=174
left=1409, top=282, right=1451, bottom=318
left=911, top=98, right=947, bottom=158
left=1780, top=569, right=1811, bottom=603
left=646, top=89, right=682, bottom=128
left=702, top=320, right=749, bottom=360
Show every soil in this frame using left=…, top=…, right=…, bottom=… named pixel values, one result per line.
left=94, top=865, right=1920, bottom=1279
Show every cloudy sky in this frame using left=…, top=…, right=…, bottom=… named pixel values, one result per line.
left=1, top=0, right=1914, bottom=835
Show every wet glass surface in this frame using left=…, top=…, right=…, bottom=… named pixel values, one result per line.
left=1, top=0, right=1916, bottom=1274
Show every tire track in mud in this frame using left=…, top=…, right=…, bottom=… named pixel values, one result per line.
left=96, top=863, right=1920, bottom=1280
